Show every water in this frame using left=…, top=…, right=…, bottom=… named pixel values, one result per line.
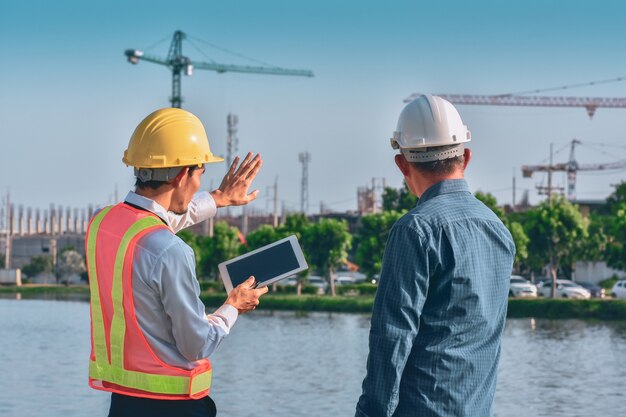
left=1, top=299, right=625, bottom=417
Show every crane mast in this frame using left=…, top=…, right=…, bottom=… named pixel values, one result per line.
left=125, top=30, right=314, bottom=108
left=522, top=139, right=626, bottom=200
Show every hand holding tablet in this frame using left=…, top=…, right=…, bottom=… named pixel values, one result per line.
left=219, top=235, right=309, bottom=293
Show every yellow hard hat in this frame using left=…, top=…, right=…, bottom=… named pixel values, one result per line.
left=123, top=108, right=224, bottom=169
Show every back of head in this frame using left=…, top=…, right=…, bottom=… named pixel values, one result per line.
left=391, top=95, right=471, bottom=175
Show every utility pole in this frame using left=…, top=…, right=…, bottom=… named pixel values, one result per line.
left=272, top=178, right=279, bottom=227
left=512, top=170, right=516, bottom=210
left=226, top=114, right=239, bottom=169
left=299, top=152, right=311, bottom=213
left=4, top=191, right=12, bottom=269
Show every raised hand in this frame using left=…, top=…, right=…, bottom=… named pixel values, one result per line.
left=210, top=152, right=263, bottom=208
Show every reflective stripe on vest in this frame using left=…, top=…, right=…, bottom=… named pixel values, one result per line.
left=87, top=205, right=212, bottom=398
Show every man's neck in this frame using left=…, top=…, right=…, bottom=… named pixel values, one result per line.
left=412, top=171, right=464, bottom=198
left=134, top=188, right=172, bottom=212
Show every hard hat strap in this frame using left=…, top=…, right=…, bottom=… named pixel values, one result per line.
left=134, top=167, right=184, bottom=182
left=401, top=144, right=465, bottom=163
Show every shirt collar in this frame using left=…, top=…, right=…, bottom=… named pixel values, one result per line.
left=417, top=179, right=470, bottom=206
left=124, top=191, right=172, bottom=228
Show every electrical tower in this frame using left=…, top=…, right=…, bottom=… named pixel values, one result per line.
left=298, top=152, right=311, bottom=213
left=226, top=113, right=239, bottom=168
left=125, top=30, right=314, bottom=108
left=522, top=140, right=626, bottom=200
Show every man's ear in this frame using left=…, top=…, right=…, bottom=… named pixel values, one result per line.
left=463, top=148, right=472, bottom=170
left=172, top=167, right=189, bottom=187
left=394, top=154, right=411, bottom=177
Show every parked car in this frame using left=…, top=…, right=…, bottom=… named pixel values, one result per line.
left=307, top=276, right=327, bottom=290
left=537, top=279, right=591, bottom=299
left=277, top=275, right=298, bottom=286
left=509, top=276, right=537, bottom=298
left=575, top=281, right=606, bottom=298
left=334, top=276, right=356, bottom=286
left=611, top=280, right=626, bottom=299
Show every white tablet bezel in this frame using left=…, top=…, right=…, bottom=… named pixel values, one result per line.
left=218, top=235, right=308, bottom=293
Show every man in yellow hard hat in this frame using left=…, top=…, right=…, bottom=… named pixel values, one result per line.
left=86, top=108, right=268, bottom=417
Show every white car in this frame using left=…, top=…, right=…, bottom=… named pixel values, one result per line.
left=611, top=280, right=626, bottom=298
left=334, top=276, right=356, bottom=286
left=509, top=276, right=537, bottom=298
left=538, top=279, right=591, bottom=299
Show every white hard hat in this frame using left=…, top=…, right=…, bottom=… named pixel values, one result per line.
left=391, top=94, right=471, bottom=162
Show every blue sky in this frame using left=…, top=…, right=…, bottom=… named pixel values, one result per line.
left=1, top=0, right=626, bottom=215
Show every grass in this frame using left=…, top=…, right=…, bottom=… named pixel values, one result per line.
left=3, top=284, right=626, bottom=320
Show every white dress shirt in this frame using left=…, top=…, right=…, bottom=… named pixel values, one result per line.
left=123, top=191, right=238, bottom=369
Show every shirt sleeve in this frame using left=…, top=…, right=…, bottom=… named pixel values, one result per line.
left=356, top=224, right=429, bottom=417
left=155, top=239, right=238, bottom=361
left=167, top=191, right=217, bottom=233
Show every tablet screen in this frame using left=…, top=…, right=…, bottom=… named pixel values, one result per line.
left=225, top=240, right=301, bottom=288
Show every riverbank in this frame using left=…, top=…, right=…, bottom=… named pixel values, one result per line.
left=3, top=285, right=626, bottom=320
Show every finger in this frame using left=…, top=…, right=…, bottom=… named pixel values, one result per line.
left=243, top=276, right=256, bottom=287
left=245, top=189, right=260, bottom=203
left=226, top=156, right=240, bottom=178
left=240, top=154, right=261, bottom=178
left=234, top=152, right=254, bottom=176
left=256, top=286, right=269, bottom=295
left=245, top=158, right=263, bottom=180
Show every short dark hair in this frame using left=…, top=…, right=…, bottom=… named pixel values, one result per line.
left=410, top=154, right=465, bottom=176
left=135, top=165, right=202, bottom=190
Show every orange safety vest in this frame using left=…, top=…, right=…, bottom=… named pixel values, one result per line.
left=86, top=203, right=212, bottom=400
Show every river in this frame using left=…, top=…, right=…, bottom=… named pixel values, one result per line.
left=1, top=299, right=625, bottom=416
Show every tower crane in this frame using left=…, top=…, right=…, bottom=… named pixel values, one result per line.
left=125, top=30, right=314, bottom=108
left=404, top=93, right=626, bottom=118
left=521, top=139, right=626, bottom=200
left=406, top=76, right=626, bottom=118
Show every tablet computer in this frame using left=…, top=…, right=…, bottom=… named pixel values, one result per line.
left=218, top=235, right=308, bottom=293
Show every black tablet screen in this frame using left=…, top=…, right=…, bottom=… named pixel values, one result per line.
left=226, top=240, right=301, bottom=288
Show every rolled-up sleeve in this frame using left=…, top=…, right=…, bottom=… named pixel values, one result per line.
left=356, top=224, right=429, bottom=417
left=168, top=191, right=217, bottom=233
left=155, top=239, right=237, bottom=361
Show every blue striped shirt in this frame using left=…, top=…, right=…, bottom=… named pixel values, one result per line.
left=356, top=179, right=515, bottom=417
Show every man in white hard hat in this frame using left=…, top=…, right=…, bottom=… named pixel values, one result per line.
left=86, top=108, right=267, bottom=417
left=356, top=95, right=515, bottom=417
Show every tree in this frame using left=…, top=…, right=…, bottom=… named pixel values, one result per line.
left=21, top=255, right=53, bottom=280
left=475, top=191, right=529, bottom=267
left=524, top=196, right=589, bottom=297
left=354, top=211, right=403, bottom=278
left=301, top=218, right=352, bottom=296
left=197, top=222, right=242, bottom=280
left=56, top=249, right=86, bottom=285
left=382, top=182, right=418, bottom=212
left=605, top=182, right=626, bottom=271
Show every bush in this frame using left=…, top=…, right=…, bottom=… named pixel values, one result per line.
left=598, top=275, right=620, bottom=291
left=336, top=283, right=378, bottom=296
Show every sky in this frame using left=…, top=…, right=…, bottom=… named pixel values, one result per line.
left=1, top=0, right=626, bottom=216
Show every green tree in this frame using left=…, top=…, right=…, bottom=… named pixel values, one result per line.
left=382, top=182, right=418, bottom=212
left=197, top=222, right=242, bottom=280
left=354, top=211, right=403, bottom=278
left=301, top=218, right=352, bottom=296
left=475, top=191, right=529, bottom=267
left=524, top=196, right=589, bottom=297
left=21, top=255, right=53, bottom=279
left=605, top=182, right=626, bottom=271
